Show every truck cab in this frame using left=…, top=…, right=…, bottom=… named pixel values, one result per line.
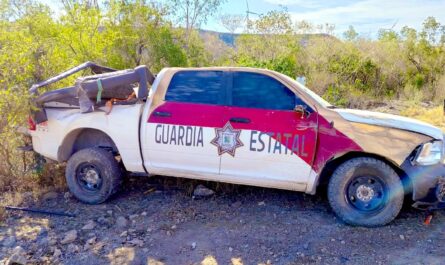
left=28, top=63, right=445, bottom=227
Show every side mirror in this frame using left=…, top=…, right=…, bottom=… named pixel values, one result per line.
left=294, top=105, right=310, bottom=118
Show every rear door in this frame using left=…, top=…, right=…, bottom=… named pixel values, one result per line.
left=219, top=71, right=318, bottom=190
left=144, top=70, right=227, bottom=175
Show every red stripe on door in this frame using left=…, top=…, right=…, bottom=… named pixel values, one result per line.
left=149, top=102, right=363, bottom=172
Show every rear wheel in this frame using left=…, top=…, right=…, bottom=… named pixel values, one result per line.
left=66, top=148, right=122, bottom=204
left=328, top=157, right=404, bottom=227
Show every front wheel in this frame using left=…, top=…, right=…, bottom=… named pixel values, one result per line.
left=66, top=147, right=122, bottom=204
left=328, top=157, right=404, bottom=227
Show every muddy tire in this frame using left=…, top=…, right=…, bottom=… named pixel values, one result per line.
left=66, top=148, right=122, bottom=204
left=328, top=157, right=404, bottom=227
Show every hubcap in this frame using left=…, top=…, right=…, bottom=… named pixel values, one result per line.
left=346, top=175, right=387, bottom=212
left=356, top=185, right=375, bottom=202
left=76, top=163, right=103, bottom=191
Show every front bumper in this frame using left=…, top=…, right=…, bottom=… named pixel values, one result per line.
left=401, top=160, right=445, bottom=209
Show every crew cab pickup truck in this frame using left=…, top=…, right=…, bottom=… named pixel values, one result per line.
left=27, top=62, right=445, bottom=227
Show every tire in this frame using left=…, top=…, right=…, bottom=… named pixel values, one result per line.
left=327, top=157, right=404, bottom=227
left=66, top=147, right=122, bottom=204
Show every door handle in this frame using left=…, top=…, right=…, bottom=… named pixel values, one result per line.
left=230, top=117, right=250, bottom=124
left=296, top=126, right=308, bottom=131
left=296, top=124, right=317, bottom=130
left=153, top=111, right=171, bottom=117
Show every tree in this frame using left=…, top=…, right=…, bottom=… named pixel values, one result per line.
left=219, top=13, right=244, bottom=34
left=168, top=0, right=226, bottom=35
left=377, top=29, right=399, bottom=41
left=421, top=16, right=441, bottom=44
left=235, top=10, right=299, bottom=77
left=343, top=25, right=358, bottom=41
left=295, top=20, right=314, bottom=34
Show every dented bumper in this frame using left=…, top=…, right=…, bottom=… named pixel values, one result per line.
left=401, top=160, right=445, bottom=209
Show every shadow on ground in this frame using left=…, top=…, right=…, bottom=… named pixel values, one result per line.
left=1, top=175, right=444, bottom=264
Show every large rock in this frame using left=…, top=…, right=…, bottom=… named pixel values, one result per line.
left=60, top=230, right=77, bottom=245
left=193, top=185, right=215, bottom=198
left=6, top=246, right=27, bottom=265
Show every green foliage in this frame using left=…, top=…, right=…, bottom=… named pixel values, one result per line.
left=0, top=0, right=196, bottom=190
left=343, top=25, right=358, bottom=41
left=1, top=1, right=445, bottom=191
left=235, top=10, right=300, bottom=77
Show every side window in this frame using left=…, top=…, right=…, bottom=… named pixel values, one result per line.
left=231, top=72, right=299, bottom=110
left=165, top=71, right=224, bottom=105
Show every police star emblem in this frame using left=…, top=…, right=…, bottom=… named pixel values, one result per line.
left=211, top=122, right=244, bottom=157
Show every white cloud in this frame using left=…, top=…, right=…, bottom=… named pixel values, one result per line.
left=263, top=0, right=329, bottom=9
left=262, top=0, right=359, bottom=9
left=288, top=0, right=445, bottom=36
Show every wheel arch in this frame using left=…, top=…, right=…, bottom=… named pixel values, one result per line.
left=57, top=128, right=119, bottom=162
left=312, top=151, right=412, bottom=195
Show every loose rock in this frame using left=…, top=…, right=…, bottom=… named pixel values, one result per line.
left=6, top=246, right=27, bottom=265
left=116, top=216, right=128, bottom=228
left=2, top=236, right=16, bottom=248
left=193, top=185, right=215, bottom=198
left=67, top=243, right=79, bottom=253
left=128, top=238, right=144, bottom=247
left=82, top=220, right=96, bottom=230
left=86, top=237, right=97, bottom=245
left=129, top=214, right=139, bottom=220
left=231, top=201, right=242, bottom=208
left=42, top=191, right=58, bottom=200
left=61, top=230, right=77, bottom=245
left=48, top=237, right=57, bottom=246
left=63, top=192, right=72, bottom=200
left=53, top=248, right=62, bottom=258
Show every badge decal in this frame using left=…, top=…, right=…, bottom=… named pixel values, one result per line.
left=211, top=122, right=244, bottom=157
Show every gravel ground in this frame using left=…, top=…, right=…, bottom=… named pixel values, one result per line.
left=0, top=175, right=444, bottom=265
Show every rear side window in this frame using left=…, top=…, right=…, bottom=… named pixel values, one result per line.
left=165, top=71, right=224, bottom=105
left=231, top=72, right=297, bottom=110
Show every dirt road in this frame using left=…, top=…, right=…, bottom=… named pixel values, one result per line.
left=1, top=176, right=444, bottom=265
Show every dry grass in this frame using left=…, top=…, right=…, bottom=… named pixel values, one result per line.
left=401, top=106, right=445, bottom=132
left=0, top=163, right=66, bottom=222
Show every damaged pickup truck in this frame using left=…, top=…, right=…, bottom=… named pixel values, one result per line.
left=26, top=62, right=445, bottom=227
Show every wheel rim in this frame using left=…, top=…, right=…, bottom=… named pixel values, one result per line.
left=76, top=163, right=103, bottom=192
left=346, top=175, right=387, bottom=213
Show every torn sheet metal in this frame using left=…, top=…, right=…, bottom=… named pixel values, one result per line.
left=335, top=108, right=443, bottom=140
left=30, top=62, right=155, bottom=123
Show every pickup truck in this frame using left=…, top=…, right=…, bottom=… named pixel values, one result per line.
left=27, top=62, right=445, bottom=227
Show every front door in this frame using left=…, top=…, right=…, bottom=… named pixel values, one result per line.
left=144, top=70, right=227, bottom=175
left=218, top=71, right=318, bottom=190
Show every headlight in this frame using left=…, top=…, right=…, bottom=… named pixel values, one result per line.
left=415, top=140, right=444, bottom=166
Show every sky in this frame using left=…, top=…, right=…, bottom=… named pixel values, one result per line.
left=41, top=0, right=445, bottom=38
left=204, top=0, right=445, bottom=37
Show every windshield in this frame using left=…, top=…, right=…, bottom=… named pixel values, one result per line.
left=278, top=73, right=333, bottom=108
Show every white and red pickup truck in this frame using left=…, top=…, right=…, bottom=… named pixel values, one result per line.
left=27, top=62, right=445, bottom=227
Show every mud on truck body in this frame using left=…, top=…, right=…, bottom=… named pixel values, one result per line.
left=25, top=62, right=445, bottom=227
